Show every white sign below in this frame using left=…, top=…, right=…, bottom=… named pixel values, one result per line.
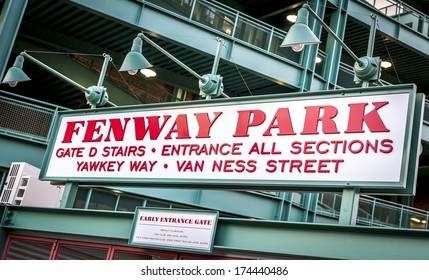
left=130, top=209, right=218, bottom=252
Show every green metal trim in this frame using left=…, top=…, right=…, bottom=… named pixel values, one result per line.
left=60, top=182, right=79, bottom=208
left=2, top=205, right=429, bottom=259
left=323, top=1, right=349, bottom=88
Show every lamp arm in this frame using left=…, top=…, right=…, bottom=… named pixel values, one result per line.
left=21, top=52, right=117, bottom=107
left=137, top=33, right=203, bottom=81
left=20, top=52, right=87, bottom=92
left=304, top=4, right=363, bottom=66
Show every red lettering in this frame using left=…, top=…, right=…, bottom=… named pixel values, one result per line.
left=332, top=159, right=344, bottom=172
left=233, top=110, right=266, bottom=137
left=104, top=118, right=130, bottom=141
left=318, top=159, right=330, bottom=173
left=349, top=140, right=364, bottom=153
left=316, top=140, right=329, bottom=154
left=262, top=108, right=296, bottom=136
left=194, top=112, right=222, bottom=138
left=290, top=141, right=302, bottom=155
left=82, top=119, right=106, bottom=142
left=303, top=141, right=316, bottom=154
left=290, top=160, right=302, bottom=172
left=345, top=102, right=390, bottom=133
left=301, top=105, right=339, bottom=135
left=165, top=114, right=191, bottom=139
left=62, top=121, right=85, bottom=143
left=304, top=159, right=317, bottom=173
left=380, top=139, right=393, bottom=153
left=133, top=115, right=171, bottom=140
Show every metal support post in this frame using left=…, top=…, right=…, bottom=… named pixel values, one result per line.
left=206, top=37, right=223, bottom=100
left=339, top=188, right=360, bottom=225
left=0, top=0, right=28, bottom=80
left=362, top=14, right=378, bottom=88
left=339, top=14, right=378, bottom=225
left=91, top=53, right=111, bottom=109
left=60, top=181, right=79, bottom=208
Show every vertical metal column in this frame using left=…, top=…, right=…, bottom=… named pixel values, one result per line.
left=206, top=37, right=223, bottom=100
left=338, top=12, right=378, bottom=226
left=362, top=14, right=378, bottom=88
left=59, top=182, right=79, bottom=208
left=0, top=0, right=28, bottom=80
left=339, top=188, right=360, bottom=225
left=322, top=0, right=349, bottom=90
left=299, top=0, right=325, bottom=92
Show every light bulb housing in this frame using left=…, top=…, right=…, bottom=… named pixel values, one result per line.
left=119, top=36, right=153, bottom=73
left=1, top=55, right=31, bottom=86
left=280, top=6, right=321, bottom=49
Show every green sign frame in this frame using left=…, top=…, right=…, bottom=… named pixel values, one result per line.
left=39, top=84, right=423, bottom=195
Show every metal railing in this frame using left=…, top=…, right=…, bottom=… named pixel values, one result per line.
left=0, top=90, right=69, bottom=144
left=318, top=193, right=429, bottom=230
left=144, top=0, right=304, bottom=66
left=142, top=0, right=422, bottom=90
left=363, top=0, right=429, bottom=38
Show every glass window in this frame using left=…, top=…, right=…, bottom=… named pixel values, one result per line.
left=73, top=187, right=89, bottom=209
left=117, top=196, right=143, bottom=212
left=87, top=189, right=117, bottom=210
left=146, top=199, right=171, bottom=208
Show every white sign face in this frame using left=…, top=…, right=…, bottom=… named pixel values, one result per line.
left=130, top=209, right=218, bottom=252
left=41, top=87, right=419, bottom=190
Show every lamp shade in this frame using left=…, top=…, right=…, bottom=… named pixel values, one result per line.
left=119, top=36, right=152, bottom=73
left=280, top=6, right=321, bottom=49
left=1, top=55, right=31, bottom=85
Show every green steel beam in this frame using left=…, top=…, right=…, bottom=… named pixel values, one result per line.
left=216, top=218, right=429, bottom=259
left=323, top=0, right=349, bottom=89
left=0, top=0, right=28, bottom=80
left=60, top=182, right=79, bottom=208
left=2, top=205, right=429, bottom=259
left=0, top=136, right=47, bottom=169
left=298, top=0, right=325, bottom=92
left=1, top=205, right=134, bottom=240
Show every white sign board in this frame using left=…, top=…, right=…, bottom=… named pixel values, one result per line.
left=130, top=208, right=218, bottom=252
left=40, top=85, right=422, bottom=191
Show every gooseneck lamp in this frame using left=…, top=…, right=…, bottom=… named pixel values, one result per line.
left=281, top=3, right=381, bottom=85
left=2, top=55, right=31, bottom=87
left=120, top=32, right=228, bottom=100
left=2, top=51, right=116, bottom=108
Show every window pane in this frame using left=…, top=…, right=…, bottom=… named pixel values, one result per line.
left=146, top=200, right=171, bottom=208
left=88, top=190, right=116, bottom=210
left=73, top=188, right=89, bottom=209
left=117, top=196, right=143, bottom=212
